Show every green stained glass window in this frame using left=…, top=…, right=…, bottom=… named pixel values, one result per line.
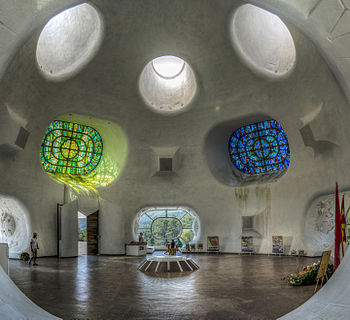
left=40, top=120, right=103, bottom=175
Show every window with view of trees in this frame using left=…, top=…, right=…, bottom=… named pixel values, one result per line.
left=135, top=207, right=199, bottom=246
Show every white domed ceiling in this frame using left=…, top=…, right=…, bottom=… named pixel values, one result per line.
left=0, top=0, right=349, bottom=265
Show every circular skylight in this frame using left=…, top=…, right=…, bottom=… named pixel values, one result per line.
left=139, top=55, right=197, bottom=115
left=36, top=3, right=104, bottom=81
left=152, top=56, right=185, bottom=79
left=230, top=4, right=296, bottom=79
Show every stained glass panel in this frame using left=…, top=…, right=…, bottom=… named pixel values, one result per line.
left=228, top=119, right=290, bottom=175
left=40, top=120, right=103, bottom=175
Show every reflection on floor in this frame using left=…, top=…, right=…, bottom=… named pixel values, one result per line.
left=9, top=254, right=316, bottom=320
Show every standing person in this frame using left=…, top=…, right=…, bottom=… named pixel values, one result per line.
left=138, top=232, right=144, bottom=243
left=177, top=238, right=183, bottom=248
left=28, top=232, right=39, bottom=266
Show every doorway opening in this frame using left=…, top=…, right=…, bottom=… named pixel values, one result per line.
left=57, top=203, right=99, bottom=257
left=78, top=211, right=87, bottom=255
left=87, top=211, right=99, bottom=255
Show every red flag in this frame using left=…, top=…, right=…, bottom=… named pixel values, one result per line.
left=335, top=183, right=341, bottom=269
left=341, top=195, right=346, bottom=257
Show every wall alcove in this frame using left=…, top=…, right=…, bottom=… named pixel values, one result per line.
left=133, top=206, right=200, bottom=248
left=203, top=114, right=290, bottom=187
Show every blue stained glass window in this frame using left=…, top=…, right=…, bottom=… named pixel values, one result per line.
left=228, top=120, right=290, bottom=175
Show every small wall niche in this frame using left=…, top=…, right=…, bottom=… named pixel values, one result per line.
left=15, top=127, right=30, bottom=149
left=0, top=106, right=30, bottom=155
left=151, top=146, right=179, bottom=176
left=242, top=216, right=253, bottom=229
left=159, top=157, right=173, bottom=172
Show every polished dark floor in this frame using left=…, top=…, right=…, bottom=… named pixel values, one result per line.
left=9, top=254, right=317, bottom=320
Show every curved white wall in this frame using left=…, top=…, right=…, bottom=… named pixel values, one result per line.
left=0, top=264, right=60, bottom=319
left=0, top=0, right=350, bottom=319
left=280, top=249, right=350, bottom=319
left=1, top=0, right=348, bottom=256
left=99, top=199, right=125, bottom=255
left=0, top=195, right=31, bottom=259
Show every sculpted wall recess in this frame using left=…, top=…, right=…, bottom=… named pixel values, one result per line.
left=304, top=191, right=350, bottom=255
left=0, top=195, right=31, bottom=258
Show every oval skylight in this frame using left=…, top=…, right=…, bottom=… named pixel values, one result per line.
left=36, top=3, right=104, bottom=81
left=139, top=55, right=197, bottom=115
left=230, top=4, right=296, bottom=79
left=152, top=56, right=185, bottom=79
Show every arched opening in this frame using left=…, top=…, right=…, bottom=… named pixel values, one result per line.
left=134, top=207, right=200, bottom=249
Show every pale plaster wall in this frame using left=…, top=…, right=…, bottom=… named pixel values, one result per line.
left=99, top=200, right=125, bottom=255
left=279, top=247, right=350, bottom=319
left=60, top=200, right=78, bottom=258
left=0, top=195, right=31, bottom=259
left=0, top=253, right=60, bottom=319
left=1, top=1, right=350, bottom=319
left=0, top=0, right=348, bottom=256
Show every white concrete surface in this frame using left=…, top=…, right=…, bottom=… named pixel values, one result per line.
left=146, top=255, right=193, bottom=262
left=99, top=200, right=125, bottom=255
left=0, top=0, right=349, bottom=257
left=0, top=195, right=31, bottom=259
left=36, top=3, right=104, bottom=81
left=59, top=200, right=78, bottom=258
left=126, top=244, right=146, bottom=256
left=231, top=4, right=296, bottom=79
left=280, top=250, right=350, bottom=319
left=0, top=262, right=60, bottom=319
left=139, top=55, right=197, bottom=114
left=77, top=195, right=99, bottom=216
left=1, top=0, right=350, bottom=318
left=0, top=243, right=8, bottom=274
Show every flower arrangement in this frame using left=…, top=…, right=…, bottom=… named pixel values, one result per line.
left=20, top=252, right=30, bottom=261
left=287, top=261, right=334, bottom=286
